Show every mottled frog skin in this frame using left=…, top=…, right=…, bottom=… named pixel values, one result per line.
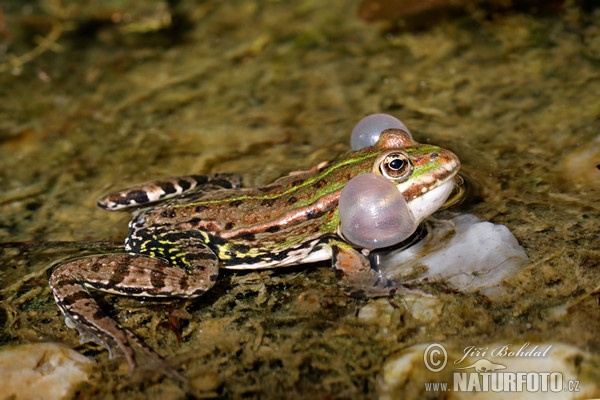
left=49, top=129, right=460, bottom=378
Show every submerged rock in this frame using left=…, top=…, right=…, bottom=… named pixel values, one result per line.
left=0, top=343, right=94, bottom=400
left=379, top=214, right=529, bottom=300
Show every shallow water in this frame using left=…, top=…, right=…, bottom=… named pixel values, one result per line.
left=1, top=0, right=599, bottom=398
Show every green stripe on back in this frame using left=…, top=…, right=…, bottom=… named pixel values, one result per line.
left=176, top=151, right=379, bottom=208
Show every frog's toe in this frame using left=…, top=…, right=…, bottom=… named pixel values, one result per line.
left=123, top=329, right=187, bottom=382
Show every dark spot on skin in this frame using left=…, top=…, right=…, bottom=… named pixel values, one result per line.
left=229, top=199, right=243, bottom=207
left=261, top=199, right=276, bottom=207
left=234, top=243, right=251, bottom=253
left=91, top=264, right=100, bottom=273
left=118, top=286, right=150, bottom=295
left=178, top=275, right=189, bottom=292
left=150, top=271, right=165, bottom=289
left=209, top=174, right=240, bottom=189
left=315, top=179, right=327, bottom=189
left=125, top=190, right=150, bottom=205
left=208, top=235, right=226, bottom=246
left=162, top=182, right=177, bottom=195
left=306, top=209, right=318, bottom=219
left=235, top=232, right=255, bottom=242
left=190, top=175, right=209, bottom=185
left=178, top=179, right=192, bottom=191
left=210, top=178, right=233, bottom=189
left=287, top=196, right=298, bottom=205
left=187, top=218, right=201, bottom=227
left=210, top=274, right=219, bottom=282
left=59, top=291, right=89, bottom=306
left=213, top=179, right=233, bottom=189
left=92, top=309, right=109, bottom=320
left=265, top=225, right=280, bottom=233
left=259, top=185, right=279, bottom=192
left=430, top=152, right=439, bottom=160
left=222, top=254, right=264, bottom=267
left=202, top=222, right=221, bottom=231
left=117, top=265, right=130, bottom=275
left=107, top=270, right=126, bottom=287
left=269, top=251, right=294, bottom=262
left=334, top=268, right=345, bottom=279
left=225, top=222, right=235, bottom=230
left=195, top=205, right=208, bottom=213
left=292, top=179, right=304, bottom=187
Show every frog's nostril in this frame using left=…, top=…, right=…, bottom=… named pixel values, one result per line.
left=430, top=152, right=440, bottom=160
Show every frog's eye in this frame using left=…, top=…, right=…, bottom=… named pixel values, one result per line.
left=379, top=152, right=413, bottom=182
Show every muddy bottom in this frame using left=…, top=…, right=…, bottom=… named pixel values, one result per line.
left=1, top=0, right=599, bottom=398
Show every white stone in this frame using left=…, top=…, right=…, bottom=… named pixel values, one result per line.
left=378, top=344, right=427, bottom=400
left=380, top=214, right=529, bottom=300
left=402, top=294, right=443, bottom=323
left=0, top=343, right=94, bottom=400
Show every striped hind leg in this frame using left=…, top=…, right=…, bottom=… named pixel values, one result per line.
left=49, top=237, right=219, bottom=378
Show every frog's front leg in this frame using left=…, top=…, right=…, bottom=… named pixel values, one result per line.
left=331, top=240, right=410, bottom=298
left=49, top=233, right=218, bottom=379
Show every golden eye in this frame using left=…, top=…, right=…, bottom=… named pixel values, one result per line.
left=379, top=152, right=413, bottom=182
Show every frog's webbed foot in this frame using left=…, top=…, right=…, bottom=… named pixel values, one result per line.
left=49, top=235, right=219, bottom=380
left=97, top=173, right=243, bottom=211
left=331, top=241, right=418, bottom=298
left=63, top=306, right=186, bottom=382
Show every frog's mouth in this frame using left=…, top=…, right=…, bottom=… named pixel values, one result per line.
left=407, top=177, right=456, bottom=223
left=439, top=174, right=465, bottom=210
left=402, top=159, right=460, bottom=223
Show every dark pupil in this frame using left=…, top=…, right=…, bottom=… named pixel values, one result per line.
left=389, top=158, right=404, bottom=170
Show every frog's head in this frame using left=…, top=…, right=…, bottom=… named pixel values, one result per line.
left=371, top=128, right=460, bottom=223
left=338, top=128, right=461, bottom=250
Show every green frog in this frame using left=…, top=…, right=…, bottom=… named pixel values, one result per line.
left=49, top=128, right=460, bottom=378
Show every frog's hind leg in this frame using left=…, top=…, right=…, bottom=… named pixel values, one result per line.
left=49, top=236, right=219, bottom=379
left=98, top=173, right=243, bottom=211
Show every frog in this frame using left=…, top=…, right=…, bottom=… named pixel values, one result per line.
left=49, top=128, right=460, bottom=378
